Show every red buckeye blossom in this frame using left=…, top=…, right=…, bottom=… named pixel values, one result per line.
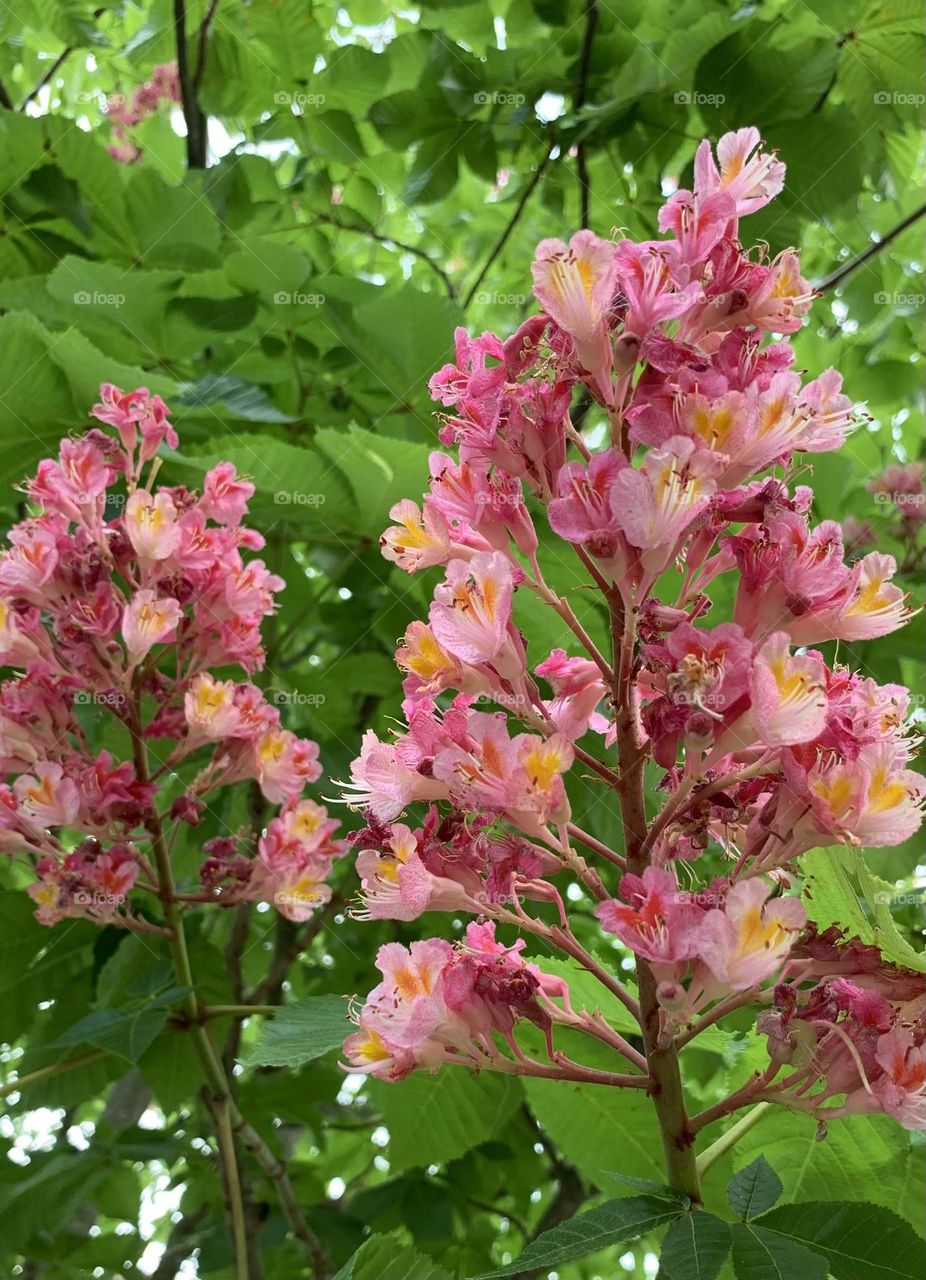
left=0, top=385, right=343, bottom=930
left=340, top=126, right=925, bottom=1137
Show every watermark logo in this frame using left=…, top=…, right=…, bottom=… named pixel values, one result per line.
left=474, top=90, right=526, bottom=107
left=474, top=291, right=527, bottom=307
left=271, top=690, right=326, bottom=707
left=873, top=91, right=925, bottom=107
left=273, top=490, right=327, bottom=506
left=673, top=91, right=725, bottom=106
left=274, top=91, right=326, bottom=108
left=75, top=291, right=125, bottom=307
left=273, top=290, right=326, bottom=307
left=74, top=690, right=127, bottom=708
left=874, top=291, right=925, bottom=307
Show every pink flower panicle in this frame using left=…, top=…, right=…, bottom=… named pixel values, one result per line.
left=104, top=63, right=181, bottom=164
left=1, top=385, right=343, bottom=929
left=342, top=127, right=925, bottom=1131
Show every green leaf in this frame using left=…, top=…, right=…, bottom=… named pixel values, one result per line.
left=171, top=434, right=359, bottom=534
left=334, top=1233, right=452, bottom=1280
left=173, top=374, right=298, bottom=423
left=0, top=1152, right=109, bottom=1252
left=660, top=1211, right=731, bottom=1280
left=314, top=423, right=433, bottom=538
left=802, top=847, right=926, bottom=972
left=245, top=995, right=351, bottom=1068
left=472, top=1194, right=683, bottom=1278
left=727, top=1157, right=783, bottom=1220
left=731, top=1221, right=828, bottom=1280
left=524, top=1073, right=664, bottom=1188
left=756, top=1201, right=926, bottom=1280
left=734, top=1110, right=926, bottom=1230
left=603, top=1171, right=690, bottom=1202
left=372, top=1068, right=523, bottom=1172
left=55, top=987, right=190, bottom=1064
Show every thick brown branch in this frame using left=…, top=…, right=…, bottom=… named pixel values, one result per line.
left=174, top=0, right=208, bottom=167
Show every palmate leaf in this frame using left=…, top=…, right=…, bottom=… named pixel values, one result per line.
left=734, top=1110, right=926, bottom=1230
left=54, top=986, right=191, bottom=1064
left=471, top=1194, right=683, bottom=1278
left=245, top=995, right=351, bottom=1068
left=755, top=1201, right=926, bottom=1280
left=334, top=1233, right=452, bottom=1280
left=659, top=1211, right=731, bottom=1280
left=727, top=1156, right=783, bottom=1220
left=731, top=1221, right=828, bottom=1280
left=371, top=1068, right=523, bottom=1172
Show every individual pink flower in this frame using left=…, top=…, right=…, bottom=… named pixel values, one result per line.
left=380, top=499, right=451, bottom=572
left=693, top=127, right=786, bottom=216
left=428, top=552, right=515, bottom=668
left=595, top=867, right=703, bottom=967
left=866, top=1029, right=926, bottom=1130
left=718, top=631, right=827, bottom=753
left=184, top=673, right=242, bottom=741
left=343, top=727, right=449, bottom=822
left=531, top=230, right=618, bottom=402
left=548, top=450, right=627, bottom=559
left=13, top=763, right=81, bottom=829
left=124, top=490, right=181, bottom=563
left=122, top=590, right=182, bottom=665
left=611, top=436, right=717, bottom=571
left=535, top=649, right=608, bottom=741
left=697, top=880, right=805, bottom=990
left=253, top=728, right=322, bottom=804
left=614, top=243, right=702, bottom=339
left=354, top=822, right=479, bottom=921
left=201, top=462, right=255, bottom=524
left=746, top=251, right=814, bottom=333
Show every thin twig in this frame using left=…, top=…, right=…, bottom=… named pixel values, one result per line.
left=0, top=1050, right=106, bottom=1100
left=19, top=48, right=73, bottom=112
left=234, top=1116, right=333, bottom=1278
left=695, top=1102, right=772, bottom=1177
left=312, top=213, right=458, bottom=301
left=193, top=0, right=221, bottom=97
left=816, top=202, right=926, bottom=293
left=464, top=142, right=556, bottom=308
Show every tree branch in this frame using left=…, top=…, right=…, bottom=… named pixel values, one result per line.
left=816, top=202, right=926, bottom=293
left=464, top=141, right=556, bottom=309
left=574, top=0, right=598, bottom=229
left=174, top=0, right=208, bottom=168
left=193, top=0, right=222, bottom=98
left=19, top=47, right=74, bottom=112
left=312, top=214, right=458, bottom=302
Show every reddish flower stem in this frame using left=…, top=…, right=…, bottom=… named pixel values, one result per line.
left=609, top=589, right=703, bottom=1203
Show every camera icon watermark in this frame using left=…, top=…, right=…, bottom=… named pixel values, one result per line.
left=273, top=490, right=327, bottom=506
left=274, top=91, right=326, bottom=108
left=74, top=690, right=127, bottom=708
left=272, top=291, right=326, bottom=306
left=874, top=290, right=925, bottom=306
left=74, top=890, right=127, bottom=908
left=74, top=291, right=125, bottom=306
left=271, top=690, right=326, bottom=707
left=474, top=291, right=527, bottom=306
left=474, top=90, right=526, bottom=106
left=673, top=91, right=725, bottom=106
left=872, top=889, right=926, bottom=907
left=873, top=91, right=925, bottom=106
